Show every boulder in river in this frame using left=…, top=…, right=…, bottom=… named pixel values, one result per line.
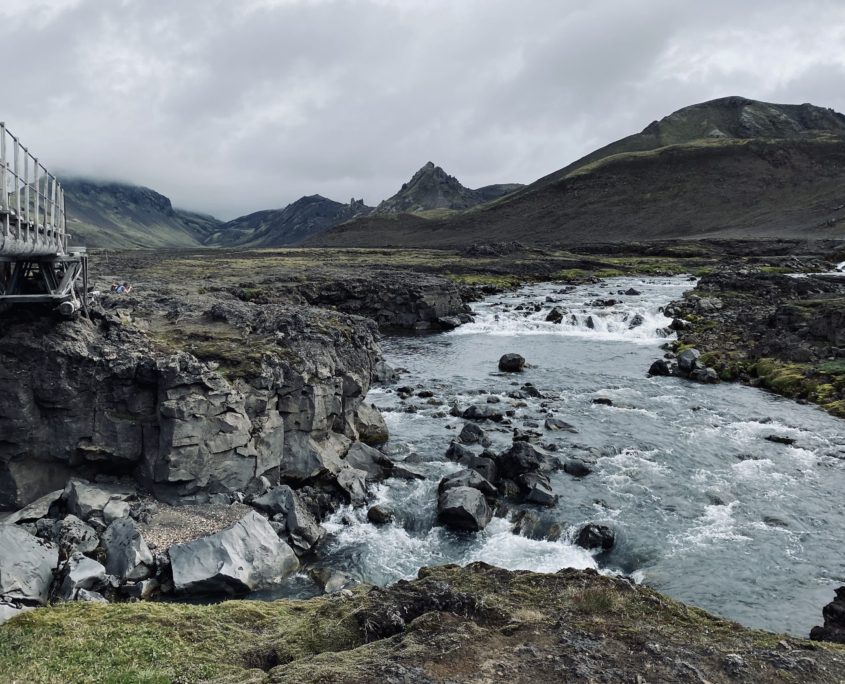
left=544, top=417, right=578, bottom=433
left=459, top=422, right=490, bottom=446
left=498, top=354, right=526, bottom=372
left=438, top=469, right=498, bottom=498
left=462, top=404, right=505, bottom=422
left=344, top=443, right=393, bottom=482
left=677, top=348, right=701, bottom=373
left=648, top=359, right=673, bottom=376
left=576, top=523, right=615, bottom=551
left=563, top=459, right=592, bottom=478
left=367, top=505, right=394, bottom=524
left=456, top=453, right=498, bottom=484
left=169, top=511, right=299, bottom=595
left=545, top=307, right=564, bottom=324
left=516, top=472, right=557, bottom=506
left=496, top=442, right=559, bottom=479
left=437, top=486, right=492, bottom=532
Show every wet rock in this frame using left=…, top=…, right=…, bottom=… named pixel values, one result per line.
left=57, top=553, right=107, bottom=601
left=169, top=511, right=299, bottom=595
left=456, top=454, right=498, bottom=484
left=438, top=469, right=498, bottom=497
left=437, top=487, right=492, bottom=532
left=544, top=417, right=577, bottom=433
left=689, top=367, right=719, bottom=383
left=516, top=472, right=557, bottom=506
left=354, top=403, right=389, bottom=445
left=496, top=442, right=559, bottom=479
left=810, top=586, right=845, bottom=644
left=628, top=313, right=645, bottom=329
left=336, top=467, right=369, bottom=506
left=648, top=359, right=673, bottom=376
left=437, top=316, right=462, bottom=330
left=545, top=307, right=564, bottom=324
left=344, top=442, right=393, bottom=482
left=498, top=354, right=525, bottom=372
left=591, top=397, right=613, bottom=406
left=510, top=510, right=562, bottom=541
left=765, top=434, right=796, bottom=445
left=459, top=423, right=490, bottom=445
left=279, top=432, right=348, bottom=483
left=367, top=505, right=394, bottom=524
left=462, top=404, right=504, bottom=422
left=310, top=567, right=356, bottom=594
left=625, top=288, right=642, bottom=296
left=564, top=459, right=592, bottom=478
left=100, top=518, right=154, bottom=582
left=677, top=348, right=701, bottom=373
left=0, top=525, right=58, bottom=606
left=389, top=463, right=426, bottom=480
left=576, top=523, right=615, bottom=551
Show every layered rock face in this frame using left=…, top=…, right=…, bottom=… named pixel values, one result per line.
left=0, top=293, right=387, bottom=509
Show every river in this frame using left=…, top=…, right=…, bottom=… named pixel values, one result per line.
left=301, top=276, right=845, bottom=636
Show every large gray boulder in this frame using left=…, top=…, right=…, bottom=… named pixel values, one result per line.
left=169, top=511, right=299, bottom=595
left=437, top=486, right=492, bottom=532
left=252, top=485, right=325, bottom=556
left=336, top=467, right=369, bottom=506
left=100, top=518, right=154, bottom=582
left=0, top=459, right=72, bottom=510
left=438, top=469, right=497, bottom=497
left=517, top=472, right=557, bottom=506
left=677, top=348, right=701, bottom=373
left=0, top=525, right=58, bottom=605
left=279, top=432, right=348, bottom=482
left=354, top=403, right=389, bottom=445
left=498, top=353, right=526, bottom=372
left=344, top=443, right=392, bottom=482
left=2, top=490, right=62, bottom=524
left=45, top=515, right=100, bottom=558
left=57, top=553, right=107, bottom=601
left=496, top=442, right=558, bottom=479
left=64, top=480, right=135, bottom=522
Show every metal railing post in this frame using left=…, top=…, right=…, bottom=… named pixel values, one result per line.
left=0, top=122, right=6, bottom=214
left=23, top=148, right=30, bottom=242
left=14, top=137, right=20, bottom=226
left=50, top=174, right=56, bottom=240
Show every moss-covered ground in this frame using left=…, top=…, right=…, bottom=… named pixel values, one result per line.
left=1, top=564, right=843, bottom=683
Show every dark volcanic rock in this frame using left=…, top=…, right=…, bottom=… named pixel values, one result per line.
left=496, top=442, right=559, bottom=479
left=810, top=586, right=845, bottom=644
left=576, top=523, right=615, bottom=551
left=498, top=353, right=526, bottom=372
left=367, top=505, right=394, bottom=525
left=437, top=486, right=492, bottom=532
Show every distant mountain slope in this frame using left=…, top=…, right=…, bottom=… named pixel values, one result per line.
left=374, top=162, right=522, bottom=215
left=312, top=97, right=845, bottom=248
left=211, top=195, right=374, bottom=247
left=63, top=179, right=222, bottom=248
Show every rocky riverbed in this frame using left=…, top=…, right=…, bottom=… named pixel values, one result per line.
left=2, top=246, right=845, bottom=681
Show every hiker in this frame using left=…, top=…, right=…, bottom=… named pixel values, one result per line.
left=114, top=282, right=132, bottom=294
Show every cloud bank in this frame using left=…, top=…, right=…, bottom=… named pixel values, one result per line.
left=3, top=0, right=844, bottom=219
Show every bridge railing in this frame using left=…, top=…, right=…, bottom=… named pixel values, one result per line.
left=0, top=122, right=66, bottom=255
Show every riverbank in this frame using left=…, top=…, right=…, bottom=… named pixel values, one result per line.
left=2, top=563, right=843, bottom=683
left=665, top=267, right=845, bottom=417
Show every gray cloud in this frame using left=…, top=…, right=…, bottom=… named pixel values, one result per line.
left=3, top=0, right=845, bottom=219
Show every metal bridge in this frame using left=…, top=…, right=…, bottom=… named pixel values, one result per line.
left=0, top=122, right=88, bottom=315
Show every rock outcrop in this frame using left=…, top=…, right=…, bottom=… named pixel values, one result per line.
left=0, top=291, right=388, bottom=508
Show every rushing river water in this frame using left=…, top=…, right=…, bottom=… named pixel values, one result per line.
left=292, top=276, right=845, bottom=636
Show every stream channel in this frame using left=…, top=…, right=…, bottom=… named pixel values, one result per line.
left=276, top=275, right=845, bottom=637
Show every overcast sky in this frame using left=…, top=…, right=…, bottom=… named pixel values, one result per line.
left=2, top=0, right=845, bottom=219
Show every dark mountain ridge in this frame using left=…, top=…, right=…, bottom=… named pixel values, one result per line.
left=312, top=97, right=845, bottom=248
left=63, top=178, right=222, bottom=249
left=374, top=161, right=522, bottom=215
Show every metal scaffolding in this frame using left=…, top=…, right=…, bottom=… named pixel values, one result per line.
left=0, top=122, right=88, bottom=316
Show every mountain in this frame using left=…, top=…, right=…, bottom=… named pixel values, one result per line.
left=312, top=97, right=845, bottom=248
left=374, top=162, right=522, bottom=215
left=211, top=195, right=374, bottom=247
left=63, top=179, right=222, bottom=249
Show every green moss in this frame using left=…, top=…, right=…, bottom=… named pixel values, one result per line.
left=447, top=273, right=522, bottom=288
left=0, top=597, right=365, bottom=683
